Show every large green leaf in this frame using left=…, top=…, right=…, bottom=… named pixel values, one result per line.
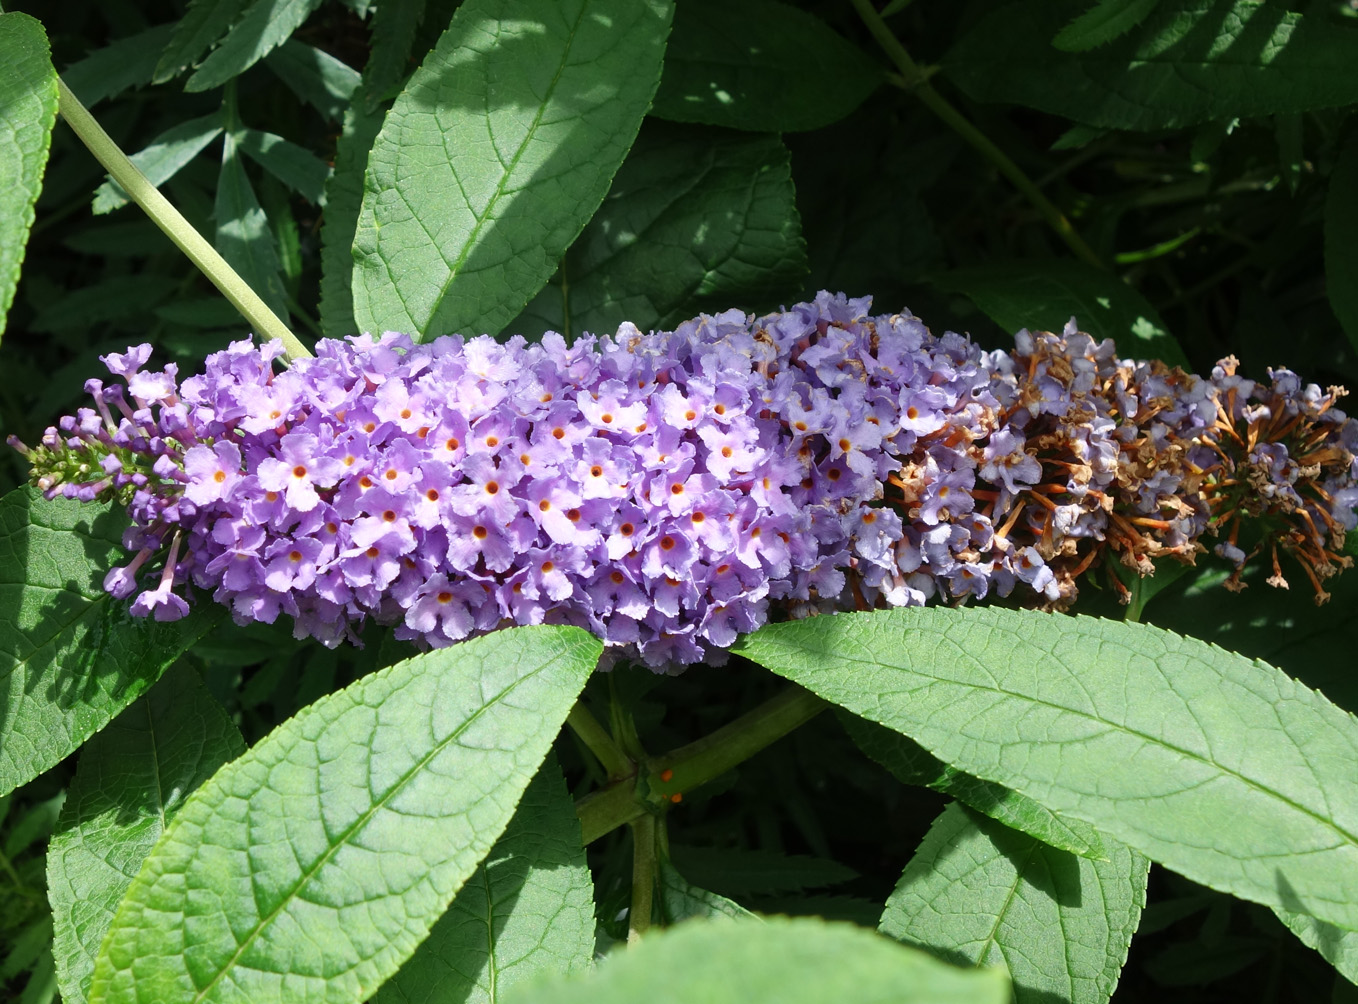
left=838, top=710, right=1106, bottom=859
left=0, top=12, right=58, bottom=340
left=1327, top=133, right=1358, bottom=354
left=92, top=114, right=224, bottom=215
left=47, top=665, right=246, bottom=1004
left=186, top=0, right=327, bottom=93
left=0, top=488, right=221, bottom=799
left=936, top=260, right=1189, bottom=368
left=506, top=916, right=1010, bottom=1004
left=87, top=625, right=602, bottom=1004
left=1277, top=908, right=1358, bottom=986
left=880, top=804, right=1148, bottom=1004
left=944, top=0, right=1358, bottom=131
left=351, top=0, right=673, bottom=341
left=510, top=124, right=806, bottom=339
left=371, top=755, right=594, bottom=1004
left=733, top=607, right=1358, bottom=932
left=215, top=130, right=290, bottom=324
left=650, top=0, right=880, bottom=132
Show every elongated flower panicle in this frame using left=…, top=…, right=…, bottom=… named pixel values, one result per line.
left=17, top=293, right=1358, bottom=669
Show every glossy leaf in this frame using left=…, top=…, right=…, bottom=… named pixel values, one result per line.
left=187, top=0, right=326, bottom=93
left=92, top=114, right=224, bottom=215
left=47, top=666, right=246, bottom=1004
left=734, top=607, right=1358, bottom=932
left=945, top=0, right=1358, bottom=131
left=351, top=0, right=673, bottom=341
left=215, top=130, right=290, bottom=324
left=87, top=625, right=601, bottom=1004
left=510, top=124, right=806, bottom=339
left=0, top=489, right=220, bottom=799
left=1327, top=133, right=1358, bottom=353
left=880, top=804, right=1148, bottom=1004
left=0, top=12, right=57, bottom=340
left=936, top=260, right=1189, bottom=368
left=507, top=916, right=1010, bottom=1004
left=838, top=710, right=1107, bottom=860
left=651, top=0, right=880, bottom=132
left=371, top=755, right=594, bottom=1004
left=1052, top=0, right=1162, bottom=52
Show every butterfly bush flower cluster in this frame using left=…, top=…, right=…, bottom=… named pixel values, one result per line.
left=15, top=292, right=1358, bottom=669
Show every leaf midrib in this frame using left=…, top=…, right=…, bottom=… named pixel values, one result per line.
left=407, top=0, right=592, bottom=334
left=754, top=633, right=1358, bottom=855
left=183, top=651, right=567, bottom=1004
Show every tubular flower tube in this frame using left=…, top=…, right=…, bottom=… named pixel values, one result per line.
left=14, top=293, right=1358, bottom=669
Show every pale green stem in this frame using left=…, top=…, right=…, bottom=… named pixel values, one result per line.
left=628, top=813, right=657, bottom=944
left=56, top=78, right=312, bottom=361
left=566, top=701, right=634, bottom=780
left=849, top=0, right=1106, bottom=270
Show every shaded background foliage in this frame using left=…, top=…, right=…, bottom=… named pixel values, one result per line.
left=2, top=0, right=1358, bottom=1001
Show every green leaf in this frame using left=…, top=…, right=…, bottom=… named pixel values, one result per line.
left=1052, top=0, right=1162, bottom=52
left=62, top=24, right=176, bottom=109
left=47, top=665, right=246, bottom=1004
left=1277, top=908, right=1358, bottom=986
left=351, top=0, right=673, bottom=341
left=153, top=0, right=250, bottom=83
left=838, top=710, right=1107, bottom=859
left=318, top=102, right=384, bottom=337
left=0, top=488, right=221, bottom=799
left=880, top=804, right=1148, bottom=1004
left=944, top=0, right=1358, bottom=131
left=87, top=625, right=601, bottom=1004
left=510, top=124, right=806, bottom=339
left=364, top=0, right=428, bottom=109
left=0, top=12, right=58, bottom=340
left=1326, top=132, right=1358, bottom=353
left=507, top=916, right=1010, bottom=1004
left=186, top=0, right=326, bottom=93
left=658, top=860, right=759, bottom=924
left=370, top=754, right=594, bottom=1004
left=650, top=0, right=880, bottom=132
left=29, top=275, right=177, bottom=334
left=92, top=114, right=224, bottom=215
left=733, top=606, right=1358, bottom=932
left=264, top=40, right=362, bottom=122
left=236, top=128, right=330, bottom=205
left=667, top=845, right=856, bottom=897
left=215, top=130, right=290, bottom=324
left=935, top=260, right=1189, bottom=368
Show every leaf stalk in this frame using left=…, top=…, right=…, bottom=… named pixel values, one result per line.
left=55, top=78, right=312, bottom=361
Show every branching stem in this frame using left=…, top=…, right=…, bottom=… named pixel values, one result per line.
left=574, top=684, right=828, bottom=844
left=849, top=0, right=1105, bottom=270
